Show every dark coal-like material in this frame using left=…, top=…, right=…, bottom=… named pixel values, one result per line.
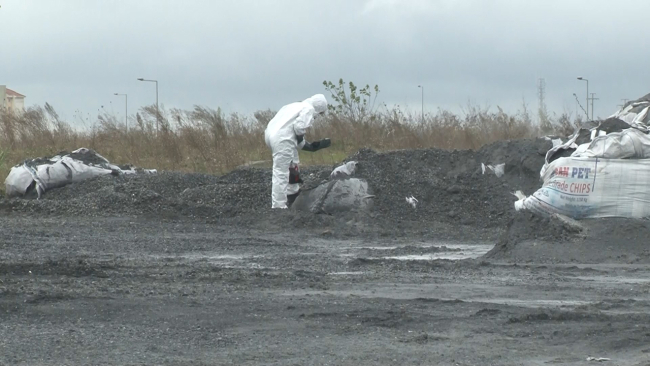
left=346, top=138, right=552, bottom=229
left=598, top=117, right=632, bottom=134
left=20, top=148, right=111, bottom=167
left=485, top=213, right=650, bottom=264
left=1, top=138, right=554, bottom=236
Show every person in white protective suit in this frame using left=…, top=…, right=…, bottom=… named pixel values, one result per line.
left=264, top=94, right=332, bottom=208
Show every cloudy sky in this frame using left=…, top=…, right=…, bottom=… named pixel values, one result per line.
left=2, top=0, right=649, bottom=126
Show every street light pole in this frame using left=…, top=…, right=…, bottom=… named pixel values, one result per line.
left=114, top=93, right=128, bottom=133
left=590, top=93, right=599, bottom=121
left=418, top=85, right=424, bottom=123
left=137, top=78, right=159, bottom=132
left=577, top=77, right=589, bottom=120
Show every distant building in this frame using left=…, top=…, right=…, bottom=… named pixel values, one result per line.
left=0, top=85, right=26, bottom=113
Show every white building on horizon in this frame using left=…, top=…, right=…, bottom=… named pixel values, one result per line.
left=0, top=85, right=26, bottom=113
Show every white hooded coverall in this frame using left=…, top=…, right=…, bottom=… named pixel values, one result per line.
left=264, top=94, right=328, bottom=208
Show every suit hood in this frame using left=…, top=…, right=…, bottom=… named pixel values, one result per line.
left=303, top=94, right=328, bottom=114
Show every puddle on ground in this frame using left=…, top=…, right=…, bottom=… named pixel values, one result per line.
left=473, top=298, right=592, bottom=307
left=380, top=244, right=493, bottom=261
left=340, top=243, right=493, bottom=261
left=180, top=254, right=255, bottom=261
left=359, top=246, right=398, bottom=250
left=573, top=276, right=650, bottom=285
left=147, top=253, right=270, bottom=269
left=149, top=253, right=256, bottom=261
left=328, top=271, right=365, bottom=276
left=275, top=288, right=594, bottom=308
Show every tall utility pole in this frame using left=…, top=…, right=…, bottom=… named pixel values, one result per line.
left=537, top=78, right=547, bottom=121
left=537, top=78, right=546, bottom=110
left=417, top=85, right=424, bottom=123
left=577, top=77, right=589, bottom=119
left=618, top=98, right=629, bottom=109
left=589, top=93, right=599, bottom=120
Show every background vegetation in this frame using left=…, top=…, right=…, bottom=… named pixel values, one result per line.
left=0, top=79, right=583, bottom=187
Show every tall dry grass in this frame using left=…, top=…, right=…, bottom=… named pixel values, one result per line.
left=0, top=101, right=582, bottom=192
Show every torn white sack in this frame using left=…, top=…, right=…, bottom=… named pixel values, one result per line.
left=331, top=161, right=357, bottom=178
left=482, top=163, right=505, bottom=178
left=515, top=156, right=650, bottom=219
left=4, top=148, right=156, bottom=198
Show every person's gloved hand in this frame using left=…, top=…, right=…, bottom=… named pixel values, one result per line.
left=317, top=138, right=331, bottom=150
left=296, top=134, right=306, bottom=149
left=301, top=138, right=332, bottom=152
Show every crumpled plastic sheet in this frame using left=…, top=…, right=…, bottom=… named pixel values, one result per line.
left=481, top=163, right=505, bottom=178
left=4, top=148, right=156, bottom=199
left=330, top=161, right=357, bottom=178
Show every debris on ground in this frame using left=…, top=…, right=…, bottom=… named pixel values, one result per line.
left=405, top=196, right=418, bottom=209
left=482, top=163, right=505, bottom=177
left=330, top=161, right=357, bottom=178
left=586, top=356, right=611, bottom=362
left=4, top=148, right=155, bottom=199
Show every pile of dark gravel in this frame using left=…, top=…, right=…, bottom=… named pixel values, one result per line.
left=1, top=138, right=552, bottom=232
left=484, top=212, right=650, bottom=264
left=347, top=137, right=552, bottom=229
left=0, top=167, right=331, bottom=219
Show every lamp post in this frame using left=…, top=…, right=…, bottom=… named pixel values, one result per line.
left=137, top=78, right=159, bottom=132
left=589, top=93, right=599, bottom=121
left=577, top=77, right=589, bottom=120
left=114, top=93, right=127, bottom=133
left=417, top=85, right=424, bottom=123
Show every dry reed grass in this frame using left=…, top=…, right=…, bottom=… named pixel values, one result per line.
left=0, top=101, right=581, bottom=193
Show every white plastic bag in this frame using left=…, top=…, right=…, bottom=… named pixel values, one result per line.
left=405, top=196, right=418, bottom=208
left=482, top=163, right=505, bottom=178
left=572, top=128, right=650, bottom=160
left=331, top=161, right=357, bottom=178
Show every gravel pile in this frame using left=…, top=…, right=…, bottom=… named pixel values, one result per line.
left=348, top=138, right=552, bottom=229
left=484, top=212, right=650, bottom=264
left=2, top=138, right=552, bottom=232
left=0, top=167, right=331, bottom=219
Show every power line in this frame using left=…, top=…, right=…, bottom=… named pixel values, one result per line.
left=573, top=93, right=588, bottom=119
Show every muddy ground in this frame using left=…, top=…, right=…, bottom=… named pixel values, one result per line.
left=2, top=140, right=650, bottom=365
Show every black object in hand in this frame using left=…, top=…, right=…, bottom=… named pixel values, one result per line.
left=318, top=138, right=331, bottom=149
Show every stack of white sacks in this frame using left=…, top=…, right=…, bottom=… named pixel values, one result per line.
left=515, top=93, right=650, bottom=219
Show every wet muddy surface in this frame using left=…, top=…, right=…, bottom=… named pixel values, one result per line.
left=2, top=216, right=650, bottom=365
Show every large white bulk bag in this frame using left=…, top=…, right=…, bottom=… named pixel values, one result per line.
left=516, top=157, right=650, bottom=219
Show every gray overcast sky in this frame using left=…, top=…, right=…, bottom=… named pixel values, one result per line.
left=2, top=0, right=649, bottom=126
